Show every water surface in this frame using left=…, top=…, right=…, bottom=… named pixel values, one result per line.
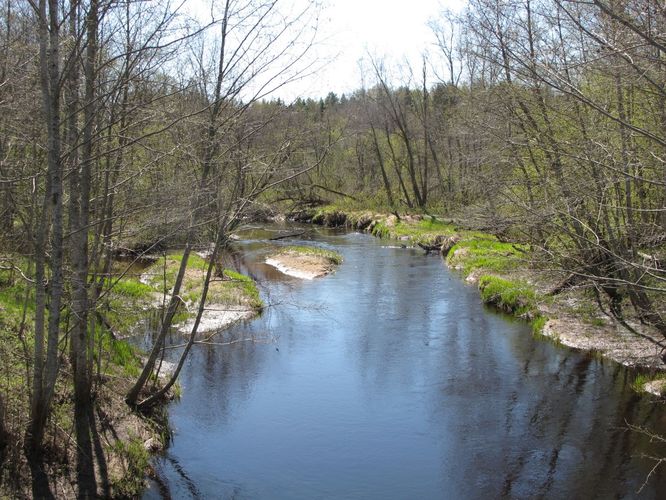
left=143, top=226, right=666, bottom=499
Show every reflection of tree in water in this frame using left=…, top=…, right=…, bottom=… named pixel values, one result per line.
left=419, top=301, right=666, bottom=498
left=498, top=354, right=664, bottom=498
left=179, top=325, right=271, bottom=430
left=154, top=230, right=666, bottom=498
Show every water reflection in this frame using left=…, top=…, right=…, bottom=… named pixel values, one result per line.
left=144, top=227, right=665, bottom=499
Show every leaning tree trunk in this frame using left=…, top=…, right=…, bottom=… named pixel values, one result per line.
left=126, top=0, right=232, bottom=407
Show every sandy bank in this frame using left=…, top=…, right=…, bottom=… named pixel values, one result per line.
left=540, top=317, right=665, bottom=369
left=175, top=306, right=255, bottom=334
left=266, top=252, right=336, bottom=280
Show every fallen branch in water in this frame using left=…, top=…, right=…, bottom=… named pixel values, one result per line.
left=161, top=337, right=269, bottom=350
left=269, top=231, right=306, bottom=241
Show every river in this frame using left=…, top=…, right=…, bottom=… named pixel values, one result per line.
left=142, top=225, right=665, bottom=499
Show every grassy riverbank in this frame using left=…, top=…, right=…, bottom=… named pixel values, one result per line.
left=0, top=252, right=262, bottom=497
left=291, top=205, right=666, bottom=391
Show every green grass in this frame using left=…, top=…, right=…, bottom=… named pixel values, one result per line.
left=102, top=282, right=155, bottom=337
left=110, top=437, right=151, bottom=498
left=222, top=269, right=263, bottom=309
left=279, top=245, right=343, bottom=265
left=0, top=255, right=176, bottom=497
left=370, top=221, right=391, bottom=238
left=138, top=254, right=264, bottom=313
left=447, top=238, right=526, bottom=276
left=631, top=373, right=666, bottom=393
left=105, top=333, right=142, bottom=378
left=110, top=278, right=154, bottom=299
left=416, top=217, right=455, bottom=232
left=370, top=218, right=457, bottom=245
left=531, top=315, right=548, bottom=335
left=295, top=208, right=551, bottom=337
left=478, top=275, right=545, bottom=330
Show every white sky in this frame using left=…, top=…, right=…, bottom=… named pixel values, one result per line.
left=282, top=0, right=467, bottom=100
left=185, top=0, right=467, bottom=102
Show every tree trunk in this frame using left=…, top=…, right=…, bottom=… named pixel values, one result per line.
left=370, top=123, right=395, bottom=207
left=27, top=0, right=63, bottom=457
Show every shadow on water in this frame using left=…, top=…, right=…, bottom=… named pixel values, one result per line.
left=151, top=454, right=202, bottom=500
left=142, top=225, right=666, bottom=499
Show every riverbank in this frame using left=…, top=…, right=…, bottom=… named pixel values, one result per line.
left=0, top=265, right=170, bottom=497
left=265, top=245, right=343, bottom=279
left=0, top=251, right=263, bottom=497
left=289, top=206, right=666, bottom=393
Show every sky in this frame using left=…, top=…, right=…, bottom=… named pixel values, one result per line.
left=186, top=0, right=467, bottom=102
left=281, top=0, right=467, bottom=100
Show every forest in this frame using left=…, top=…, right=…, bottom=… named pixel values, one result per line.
left=1, top=0, right=665, bottom=498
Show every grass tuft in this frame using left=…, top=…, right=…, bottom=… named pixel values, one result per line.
left=111, top=437, right=151, bottom=498
left=631, top=373, right=666, bottom=394
left=447, top=239, right=526, bottom=276
left=477, top=275, right=549, bottom=334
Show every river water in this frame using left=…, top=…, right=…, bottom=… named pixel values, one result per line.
left=143, top=225, right=665, bottom=499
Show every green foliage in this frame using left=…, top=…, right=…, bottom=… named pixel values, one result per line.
left=0, top=273, right=33, bottom=448
left=417, top=217, right=453, bottom=233
left=143, top=253, right=208, bottom=291
left=0, top=259, right=33, bottom=319
left=137, top=254, right=263, bottom=313
left=278, top=245, right=343, bottom=265
left=311, top=207, right=349, bottom=227
left=102, top=276, right=156, bottom=337
left=172, top=252, right=207, bottom=269
left=531, top=315, right=548, bottom=335
left=370, top=217, right=457, bottom=245
left=371, top=222, right=391, bottom=239
left=102, top=298, right=147, bottom=337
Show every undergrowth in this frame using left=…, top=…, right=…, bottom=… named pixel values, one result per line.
left=110, top=437, right=150, bottom=498
left=0, top=256, right=163, bottom=497
left=371, top=218, right=456, bottom=245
